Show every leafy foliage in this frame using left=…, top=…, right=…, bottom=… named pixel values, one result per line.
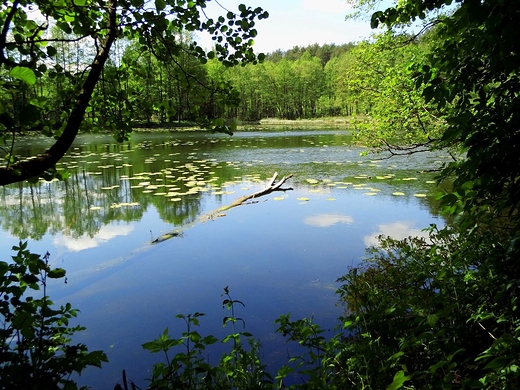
left=0, top=242, right=107, bottom=390
left=364, top=0, right=520, bottom=222
left=0, top=0, right=269, bottom=184
left=132, top=287, right=272, bottom=389
left=342, top=32, right=447, bottom=149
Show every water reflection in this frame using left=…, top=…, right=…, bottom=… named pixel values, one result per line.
left=0, top=131, right=448, bottom=243
left=363, top=221, right=430, bottom=247
left=0, top=130, right=451, bottom=389
left=54, top=224, right=135, bottom=251
left=304, top=213, right=354, bottom=227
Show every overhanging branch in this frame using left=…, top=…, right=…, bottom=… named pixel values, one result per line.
left=0, top=0, right=118, bottom=186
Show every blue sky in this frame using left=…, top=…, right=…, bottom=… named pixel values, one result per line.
left=197, top=0, right=376, bottom=53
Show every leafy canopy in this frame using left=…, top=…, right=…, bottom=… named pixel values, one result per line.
left=0, top=0, right=268, bottom=186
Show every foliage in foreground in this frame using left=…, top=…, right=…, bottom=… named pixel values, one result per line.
left=0, top=242, right=107, bottom=390
left=123, top=224, right=518, bottom=390
left=4, top=224, right=520, bottom=390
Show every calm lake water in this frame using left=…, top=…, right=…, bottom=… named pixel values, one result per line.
left=0, top=129, right=450, bottom=388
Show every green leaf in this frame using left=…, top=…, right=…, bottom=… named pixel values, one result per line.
left=10, top=67, right=36, bottom=85
left=155, top=0, right=166, bottom=11
left=386, top=370, right=411, bottom=390
left=483, top=356, right=510, bottom=370
left=48, top=268, right=66, bottom=279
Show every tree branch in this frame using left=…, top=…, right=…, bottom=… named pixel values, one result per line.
left=0, top=0, right=118, bottom=186
left=0, top=0, right=21, bottom=67
left=151, top=172, right=293, bottom=244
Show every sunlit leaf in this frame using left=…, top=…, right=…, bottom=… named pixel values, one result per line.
left=10, top=66, right=36, bottom=85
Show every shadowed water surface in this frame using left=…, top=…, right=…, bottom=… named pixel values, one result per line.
left=0, top=129, right=449, bottom=388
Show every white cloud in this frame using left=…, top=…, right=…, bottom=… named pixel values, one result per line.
left=54, top=224, right=134, bottom=252
left=363, top=221, right=428, bottom=247
left=303, top=0, right=353, bottom=13
left=194, top=0, right=371, bottom=53
left=304, top=213, right=354, bottom=227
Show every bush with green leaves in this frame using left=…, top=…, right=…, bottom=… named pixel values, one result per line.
left=270, top=224, right=520, bottom=389
left=124, top=286, right=272, bottom=389
left=0, top=242, right=107, bottom=390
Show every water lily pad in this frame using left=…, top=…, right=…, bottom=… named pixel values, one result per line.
left=392, top=192, right=406, bottom=196
left=414, top=193, right=427, bottom=198
left=273, top=197, right=285, bottom=201
left=305, top=178, right=319, bottom=184
left=297, top=197, right=309, bottom=201
left=364, top=192, right=377, bottom=196
left=326, top=198, right=336, bottom=201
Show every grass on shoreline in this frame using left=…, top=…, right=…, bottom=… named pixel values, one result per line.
left=131, top=116, right=367, bottom=132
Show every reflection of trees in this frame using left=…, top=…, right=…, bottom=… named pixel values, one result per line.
left=0, top=132, right=264, bottom=240
left=0, top=154, right=207, bottom=240
left=0, top=132, right=449, bottom=241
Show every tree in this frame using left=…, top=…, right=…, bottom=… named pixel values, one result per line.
left=340, top=32, right=446, bottom=148
left=360, top=0, right=520, bottom=222
left=0, top=0, right=268, bottom=186
left=314, top=0, right=520, bottom=387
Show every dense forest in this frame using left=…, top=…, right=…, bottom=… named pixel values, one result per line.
left=1, top=27, right=440, bottom=149
left=2, top=0, right=520, bottom=389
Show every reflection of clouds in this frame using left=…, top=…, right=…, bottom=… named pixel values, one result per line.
left=54, top=224, right=134, bottom=252
left=304, top=213, right=354, bottom=227
left=364, top=221, right=428, bottom=247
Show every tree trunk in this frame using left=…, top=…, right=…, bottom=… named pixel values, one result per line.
left=151, top=172, right=293, bottom=244
left=0, top=0, right=117, bottom=186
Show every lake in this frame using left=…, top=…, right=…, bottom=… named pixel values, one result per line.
left=0, top=129, right=449, bottom=388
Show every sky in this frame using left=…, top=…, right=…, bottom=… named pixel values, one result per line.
left=197, top=0, right=376, bottom=54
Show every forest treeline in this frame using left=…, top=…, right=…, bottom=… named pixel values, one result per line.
left=2, top=27, right=440, bottom=147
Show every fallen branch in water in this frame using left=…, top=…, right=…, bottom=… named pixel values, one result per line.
left=151, top=172, right=293, bottom=244
left=214, top=172, right=293, bottom=213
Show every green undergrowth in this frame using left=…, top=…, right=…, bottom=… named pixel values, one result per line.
left=3, top=227, right=520, bottom=389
